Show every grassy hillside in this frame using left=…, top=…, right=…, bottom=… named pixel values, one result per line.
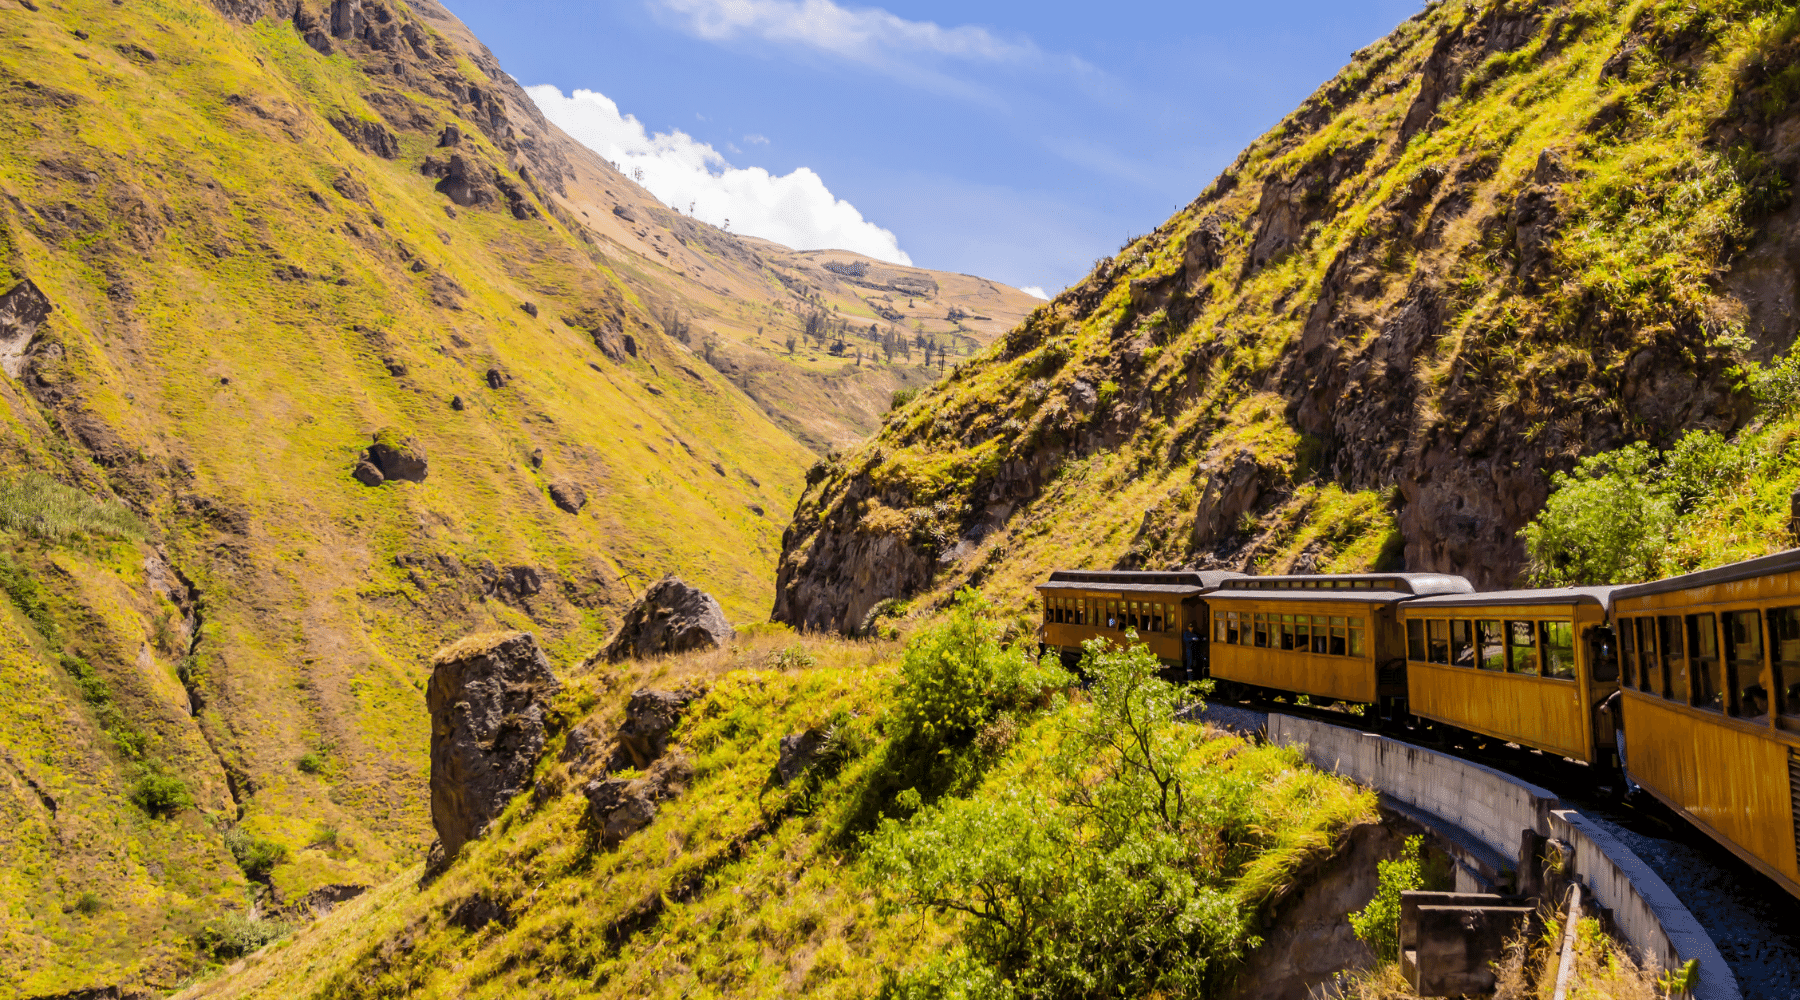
left=169, top=605, right=1375, bottom=1000
left=774, top=0, right=1800, bottom=631
left=0, top=0, right=872, bottom=989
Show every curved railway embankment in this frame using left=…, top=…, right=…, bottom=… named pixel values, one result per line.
left=1194, top=706, right=1740, bottom=999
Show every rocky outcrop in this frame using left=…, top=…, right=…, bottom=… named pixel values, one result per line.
left=366, top=428, right=427, bottom=483
left=430, top=154, right=496, bottom=208
left=426, top=631, right=562, bottom=862
left=611, top=688, right=695, bottom=769
left=548, top=480, right=587, bottom=514
left=598, top=576, right=734, bottom=662
left=582, top=750, right=693, bottom=848
left=0, top=279, right=53, bottom=378
left=776, top=729, right=826, bottom=785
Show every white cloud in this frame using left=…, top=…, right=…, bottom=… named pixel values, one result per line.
left=653, top=0, right=1039, bottom=67
left=1020, top=286, right=1049, bottom=300
left=528, top=85, right=911, bottom=265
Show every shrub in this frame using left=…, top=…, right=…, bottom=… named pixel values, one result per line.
left=1348, top=835, right=1425, bottom=963
left=767, top=644, right=817, bottom=671
left=0, top=553, right=59, bottom=646
left=296, top=750, right=327, bottom=774
left=224, top=826, right=290, bottom=882
left=196, top=912, right=289, bottom=960
left=73, top=891, right=104, bottom=916
left=1520, top=443, right=1676, bottom=585
left=890, top=387, right=919, bottom=411
left=129, top=760, right=192, bottom=818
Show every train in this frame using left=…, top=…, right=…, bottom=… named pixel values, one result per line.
left=1036, top=551, right=1800, bottom=900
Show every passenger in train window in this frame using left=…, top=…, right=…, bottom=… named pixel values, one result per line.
left=1349, top=618, right=1365, bottom=657
left=1688, top=614, right=1724, bottom=712
left=1254, top=614, right=1269, bottom=648
left=1771, top=607, right=1800, bottom=717
left=1620, top=623, right=1637, bottom=687
left=1406, top=619, right=1426, bottom=662
left=1450, top=620, right=1474, bottom=667
left=1507, top=620, right=1539, bottom=675
left=1427, top=619, right=1450, bottom=665
left=1540, top=622, right=1576, bottom=680
left=1658, top=616, right=1687, bottom=702
left=1311, top=616, right=1330, bottom=654
left=1330, top=616, right=1347, bottom=656
left=1477, top=620, right=1505, bottom=671
left=1723, top=610, right=1767, bottom=720
left=1586, top=625, right=1618, bottom=682
left=1108, top=600, right=1119, bottom=630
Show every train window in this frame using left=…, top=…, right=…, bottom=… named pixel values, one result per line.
left=1104, top=600, right=1116, bottom=629
left=1330, top=616, right=1347, bottom=656
left=1406, top=620, right=1427, bottom=662
left=1723, top=610, right=1767, bottom=720
left=1771, top=607, right=1800, bottom=719
left=1427, top=619, right=1450, bottom=665
left=1150, top=603, right=1163, bottom=634
left=1450, top=620, right=1474, bottom=667
left=1226, top=611, right=1242, bottom=645
left=1312, top=616, right=1330, bottom=654
left=1349, top=618, right=1365, bottom=656
left=1253, top=613, right=1269, bottom=648
left=1477, top=620, right=1505, bottom=670
left=1658, top=616, right=1687, bottom=703
left=1540, top=621, right=1576, bottom=680
left=1296, top=617, right=1311, bottom=653
left=1280, top=615, right=1297, bottom=651
left=1213, top=611, right=1225, bottom=642
left=1637, top=617, right=1660, bottom=695
left=1588, top=625, right=1619, bottom=682
left=1507, top=621, right=1539, bottom=675
left=1688, top=614, right=1723, bottom=713
left=1619, top=622, right=1636, bottom=687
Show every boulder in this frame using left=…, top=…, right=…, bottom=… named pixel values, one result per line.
left=548, top=480, right=587, bottom=514
left=435, top=154, right=496, bottom=208
left=776, top=729, right=827, bottom=785
left=599, top=575, right=735, bottom=662
left=426, top=631, right=562, bottom=863
left=298, top=882, right=367, bottom=917
left=352, top=457, right=383, bottom=487
left=582, top=750, right=693, bottom=848
left=612, top=688, right=692, bottom=768
left=367, top=428, right=427, bottom=482
left=0, top=279, right=53, bottom=378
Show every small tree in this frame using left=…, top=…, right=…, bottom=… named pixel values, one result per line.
left=1349, top=835, right=1426, bottom=962
left=784, top=334, right=796, bottom=354
left=1520, top=443, right=1675, bottom=585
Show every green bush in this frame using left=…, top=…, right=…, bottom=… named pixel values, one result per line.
left=1520, top=443, right=1676, bottom=585
left=224, top=826, right=290, bottom=882
left=0, top=552, right=59, bottom=646
left=1349, top=835, right=1426, bottom=963
left=196, top=912, right=290, bottom=960
left=890, top=388, right=920, bottom=411
left=296, top=750, right=328, bottom=774
left=73, top=891, right=104, bottom=916
left=128, top=759, right=193, bottom=818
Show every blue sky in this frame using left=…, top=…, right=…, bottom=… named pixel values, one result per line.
left=447, top=0, right=1424, bottom=295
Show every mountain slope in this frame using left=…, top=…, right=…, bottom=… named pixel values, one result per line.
left=774, top=0, right=1800, bottom=631
left=0, top=0, right=984, bottom=990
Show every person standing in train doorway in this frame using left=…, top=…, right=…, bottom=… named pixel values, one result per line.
left=1182, top=619, right=1203, bottom=682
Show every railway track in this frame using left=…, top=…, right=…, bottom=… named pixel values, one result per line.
left=1206, top=693, right=1800, bottom=999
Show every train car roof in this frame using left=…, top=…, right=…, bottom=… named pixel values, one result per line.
left=1612, top=548, right=1800, bottom=601
left=1206, top=588, right=1418, bottom=605
left=1206, top=572, right=1475, bottom=596
left=1038, top=569, right=1246, bottom=596
left=1401, top=586, right=1623, bottom=613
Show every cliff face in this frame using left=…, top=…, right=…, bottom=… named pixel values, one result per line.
left=776, top=0, right=1800, bottom=631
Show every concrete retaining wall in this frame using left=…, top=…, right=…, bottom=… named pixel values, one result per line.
left=1266, top=714, right=1737, bottom=1000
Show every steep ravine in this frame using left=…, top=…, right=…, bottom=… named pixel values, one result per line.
left=775, top=0, right=1800, bottom=631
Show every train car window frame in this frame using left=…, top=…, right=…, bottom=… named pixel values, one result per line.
left=1658, top=615, right=1686, bottom=703
left=1213, top=611, right=1226, bottom=643
left=1722, top=608, right=1768, bottom=721
left=1619, top=620, right=1637, bottom=688
left=1349, top=617, right=1366, bottom=657
left=1540, top=621, right=1576, bottom=680
left=1449, top=620, right=1473, bottom=668
left=1407, top=619, right=1426, bottom=663
left=1253, top=613, right=1269, bottom=648
left=1311, top=616, right=1330, bottom=655
left=1225, top=611, right=1241, bottom=645
left=1688, top=613, right=1725, bottom=713
left=1477, top=620, right=1505, bottom=671
left=1330, top=616, right=1347, bottom=657
left=1280, top=615, right=1297, bottom=651
left=1506, top=620, right=1540, bottom=675
left=1636, top=617, right=1659, bottom=695
left=1427, top=619, right=1451, bottom=665
left=1771, top=606, right=1800, bottom=720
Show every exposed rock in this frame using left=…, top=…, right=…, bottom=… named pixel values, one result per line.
left=425, top=631, right=562, bottom=862
left=776, top=729, right=826, bottom=785
left=435, top=154, right=497, bottom=208
left=529, top=447, right=544, bottom=468
left=351, top=457, right=383, bottom=487
left=581, top=750, right=692, bottom=848
left=208, top=0, right=269, bottom=24
left=299, top=882, right=368, bottom=917
left=520, top=301, right=537, bottom=318
left=292, top=3, right=336, bottom=55
left=438, top=124, right=462, bottom=147
left=1191, top=452, right=1271, bottom=549
left=0, top=279, right=53, bottom=379
left=599, top=576, right=735, bottom=662
left=366, top=429, right=427, bottom=482
left=327, top=114, right=399, bottom=159
left=611, top=688, right=693, bottom=768
left=485, top=367, right=505, bottom=389
left=449, top=395, right=464, bottom=411
left=612, top=203, right=637, bottom=223
left=447, top=890, right=510, bottom=931
left=548, top=480, right=587, bottom=514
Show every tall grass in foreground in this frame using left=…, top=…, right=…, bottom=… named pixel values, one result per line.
left=0, top=472, right=145, bottom=542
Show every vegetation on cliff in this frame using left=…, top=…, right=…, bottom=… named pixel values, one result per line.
left=775, top=0, right=1800, bottom=631
left=174, top=599, right=1373, bottom=1000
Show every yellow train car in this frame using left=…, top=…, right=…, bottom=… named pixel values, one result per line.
left=1036, top=569, right=1245, bottom=676
left=1398, top=588, right=1620, bottom=765
left=1205, top=574, right=1473, bottom=712
left=1612, top=549, right=1800, bottom=899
